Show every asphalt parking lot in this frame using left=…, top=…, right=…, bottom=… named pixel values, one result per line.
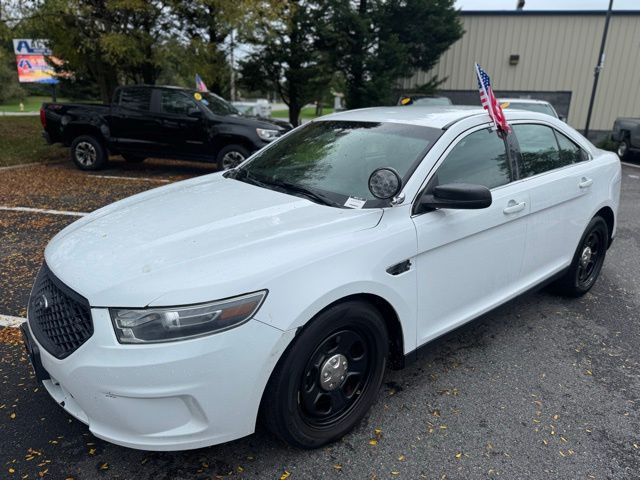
left=1, top=157, right=639, bottom=480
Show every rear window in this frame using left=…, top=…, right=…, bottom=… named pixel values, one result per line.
left=119, top=88, right=152, bottom=111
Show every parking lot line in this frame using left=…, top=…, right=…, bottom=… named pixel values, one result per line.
left=0, top=206, right=88, bottom=217
left=0, top=314, right=26, bottom=328
left=89, top=174, right=171, bottom=183
left=621, top=161, right=640, bottom=169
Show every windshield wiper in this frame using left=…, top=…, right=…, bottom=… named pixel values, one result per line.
left=231, top=168, right=343, bottom=207
left=267, top=179, right=343, bottom=207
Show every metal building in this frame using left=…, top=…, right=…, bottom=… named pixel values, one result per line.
left=400, top=10, right=640, bottom=135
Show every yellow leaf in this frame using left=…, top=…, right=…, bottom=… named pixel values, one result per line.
left=279, top=471, right=291, bottom=480
left=99, top=463, right=109, bottom=470
left=585, top=370, right=593, bottom=376
left=88, top=448, right=96, bottom=455
left=368, top=439, right=378, bottom=446
left=391, top=472, right=400, bottom=476
left=10, top=412, right=16, bottom=419
left=333, top=464, right=342, bottom=470
left=398, top=455, right=405, bottom=461
left=237, top=466, right=244, bottom=472
left=455, top=452, right=462, bottom=459
left=9, top=467, right=15, bottom=474
left=374, top=428, right=382, bottom=436
left=559, top=450, right=566, bottom=457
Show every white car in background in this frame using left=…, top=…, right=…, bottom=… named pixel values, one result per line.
left=500, top=98, right=562, bottom=120
left=22, top=106, right=621, bottom=451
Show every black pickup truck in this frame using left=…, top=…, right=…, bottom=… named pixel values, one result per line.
left=611, top=117, right=640, bottom=160
left=41, top=85, right=291, bottom=170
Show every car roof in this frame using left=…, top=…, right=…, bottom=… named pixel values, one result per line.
left=317, top=106, right=552, bottom=129
left=499, top=98, right=551, bottom=105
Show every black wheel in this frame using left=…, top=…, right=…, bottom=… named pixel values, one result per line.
left=552, top=216, right=608, bottom=297
left=122, top=153, right=145, bottom=163
left=617, top=138, right=630, bottom=160
left=261, top=300, right=388, bottom=448
left=70, top=135, right=107, bottom=171
left=216, top=144, right=249, bottom=171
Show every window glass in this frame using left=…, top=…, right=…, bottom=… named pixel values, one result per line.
left=556, top=130, right=588, bottom=164
left=513, top=124, right=567, bottom=177
left=432, top=128, right=511, bottom=189
left=161, top=90, right=197, bottom=115
left=119, top=88, right=151, bottom=111
left=508, top=102, right=557, bottom=118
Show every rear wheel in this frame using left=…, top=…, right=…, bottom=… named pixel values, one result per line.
left=261, top=300, right=388, bottom=448
left=216, top=144, right=249, bottom=171
left=70, top=135, right=107, bottom=171
left=551, top=216, right=608, bottom=297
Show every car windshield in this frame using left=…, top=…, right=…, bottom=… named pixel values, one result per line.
left=235, top=120, right=441, bottom=207
left=197, top=92, right=240, bottom=116
left=507, top=102, right=557, bottom=118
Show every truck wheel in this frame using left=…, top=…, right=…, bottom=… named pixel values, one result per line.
left=70, top=135, right=107, bottom=170
left=617, top=139, right=630, bottom=160
left=122, top=154, right=146, bottom=163
left=216, top=145, right=249, bottom=170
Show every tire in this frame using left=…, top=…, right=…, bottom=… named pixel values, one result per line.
left=617, top=138, right=630, bottom=160
left=551, top=216, right=609, bottom=297
left=122, top=153, right=146, bottom=163
left=261, top=300, right=388, bottom=449
left=70, top=135, right=107, bottom=171
left=216, top=144, right=249, bottom=171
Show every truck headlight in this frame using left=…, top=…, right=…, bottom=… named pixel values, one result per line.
left=110, top=291, right=267, bottom=344
left=256, top=128, right=280, bottom=142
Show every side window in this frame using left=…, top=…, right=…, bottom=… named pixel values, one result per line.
left=555, top=130, right=589, bottom=164
left=432, top=128, right=511, bottom=190
left=119, top=88, right=152, bottom=111
left=513, top=124, right=566, bottom=177
left=160, top=90, right=197, bottom=115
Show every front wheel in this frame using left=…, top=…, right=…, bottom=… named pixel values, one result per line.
left=551, top=216, right=609, bottom=297
left=261, top=301, right=388, bottom=448
left=70, top=135, right=107, bottom=171
left=617, top=139, right=630, bottom=160
left=216, top=144, right=249, bottom=171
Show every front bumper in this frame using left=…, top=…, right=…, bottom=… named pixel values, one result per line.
left=25, top=308, right=294, bottom=451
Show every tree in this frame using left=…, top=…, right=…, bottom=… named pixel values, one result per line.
left=238, top=1, right=332, bottom=126
left=321, top=0, right=463, bottom=109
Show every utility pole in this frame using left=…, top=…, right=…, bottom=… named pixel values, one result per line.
left=584, top=0, right=614, bottom=138
left=229, top=29, right=236, bottom=102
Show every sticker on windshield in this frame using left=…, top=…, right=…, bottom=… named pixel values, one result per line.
left=344, top=197, right=366, bottom=209
left=194, top=92, right=202, bottom=101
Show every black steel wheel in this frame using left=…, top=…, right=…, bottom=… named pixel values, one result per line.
left=261, top=300, right=388, bottom=448
left=617, top=139, right=630, bottom=160
left=552, top=216, right=609, bottom=297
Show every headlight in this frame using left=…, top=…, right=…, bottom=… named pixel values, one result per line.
left=256, top=128, right=280, bottom=142
left=110, top=290, right=267, bottom=344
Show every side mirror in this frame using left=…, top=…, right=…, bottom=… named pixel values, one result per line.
left=420, top=183, right=492, bottom=210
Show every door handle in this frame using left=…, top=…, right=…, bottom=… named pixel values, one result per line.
left=579, top=177, right=593, bottom=189
left=503, top=200, right=526, bottom=214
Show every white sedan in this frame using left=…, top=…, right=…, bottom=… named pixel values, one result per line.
left=22, top=106, right=621, bottom=451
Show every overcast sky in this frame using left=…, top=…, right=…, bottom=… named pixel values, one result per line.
left=455, top=0, right=640, bottom=10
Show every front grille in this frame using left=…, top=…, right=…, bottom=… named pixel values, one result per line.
left=28, top=264, right=93, bottom=359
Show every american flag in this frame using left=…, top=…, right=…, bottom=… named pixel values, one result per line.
left=475, top=63, right=510, bottom=133
left=195, top=74, right=208, bottom=92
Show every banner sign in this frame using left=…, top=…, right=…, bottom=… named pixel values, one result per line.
left=12, top=39, right=59, bottom=84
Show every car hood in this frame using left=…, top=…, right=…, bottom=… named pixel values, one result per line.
left=45, top=174, right=382, bottom=307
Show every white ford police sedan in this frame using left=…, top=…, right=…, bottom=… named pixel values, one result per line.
left=23, top=106, right=621, bottom=451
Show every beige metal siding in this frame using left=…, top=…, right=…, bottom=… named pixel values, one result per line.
left=402, top=13, right=640, bottom=131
